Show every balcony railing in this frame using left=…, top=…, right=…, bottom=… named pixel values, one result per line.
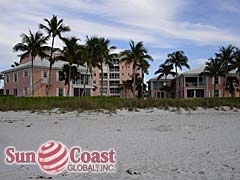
left=186, top=82, right=205, bottom=87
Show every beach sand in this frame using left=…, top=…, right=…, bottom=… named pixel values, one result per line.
left=0, top=108, right=240, bottom=180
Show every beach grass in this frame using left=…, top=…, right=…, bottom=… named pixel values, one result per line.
left=0, top=96, right=239, bottom=111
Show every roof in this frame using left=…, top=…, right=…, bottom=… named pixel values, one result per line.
left=1, top=59, right=89, bottom=74
left=149, top=74, right=175, bottom=81
left=182, top=66, right=237, bottom=75
left=182, top=66, right=205, bottom=75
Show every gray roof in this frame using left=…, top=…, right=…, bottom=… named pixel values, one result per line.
left=2, top=59, right=89, bottom=74
left=149, top=74, right=175, bottom=81
left=182, top=66, right=237, bottom=75
left=182, top=66, right=205, bottom=75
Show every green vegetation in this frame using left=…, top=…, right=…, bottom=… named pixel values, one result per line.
left=0, top=96, right=239, bottom=112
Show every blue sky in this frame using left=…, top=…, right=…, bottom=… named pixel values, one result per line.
left=1, top=0, right=240, bottom=87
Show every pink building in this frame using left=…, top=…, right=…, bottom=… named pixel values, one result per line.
left=1, top=57, right=137, bottom=97
left=91, top=58, right=138, bottom=97
left=148, top=75, right=175, bottom=98
left=2, top=57, right=92, bottom=96
left=148, top=66, right=240, bottom=98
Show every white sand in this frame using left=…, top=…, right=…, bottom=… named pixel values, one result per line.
left=0, top=108, right=240, bottom=180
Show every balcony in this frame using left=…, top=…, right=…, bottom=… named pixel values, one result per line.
left=185, top=77, right=205, bottom=87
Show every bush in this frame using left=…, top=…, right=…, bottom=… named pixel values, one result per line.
left=0, top=96, right=239, bottom=111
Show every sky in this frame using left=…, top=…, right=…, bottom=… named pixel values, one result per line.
left=1, top=0, right=240, bottom=87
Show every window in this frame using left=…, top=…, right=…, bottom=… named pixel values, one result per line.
left=13, top=73, right=18, bottom=82
left=153, top=82, right=159, bottom=90
left=214, top=90, right=219, bottom=97
left=23, top=88, right=28, bottom=95
left=186, top=77, right=198, bottom=87
left=24, top=71, right=28, bottom=77
left=110, top=88, right=120, bottom=94
left=161, top=92, right=165, bottom=98
left=214, top=77, right=219, bottom=84
left=80, top=75, right=89, bottom=85
left=43, top=71, right=48, bottom=78
left=99, top=73, right=108, bottom=79
left=6, top=89, right=9, bottom=95
left=122, top=73, right=124, bottom=76
left=93, top=80, right=96, bottom=85
left=111, top=58, right=119, bottom=64
left=196, top=89, right=204, bottom=97
left=58, top=71, right=64, bottom=81
left=99, top=80, right=108, bottom=86
left=109, top=66, right=119, bottom=72
left=187, top=90, right=194, bottom=98
left=109, top=81, right=120, bottom=86
left=199, top=76, right=205, bottom=86
left=109, top=73, right=119, bottom=79
left=93, top=73, right=96, bottom=77
left=100, top=88, right=108, bottom=94
left=13, top=89, right=18, bottom=96
left=6, top=75, right=9, bottom=83
left=58, top=88, right=64, bottom=96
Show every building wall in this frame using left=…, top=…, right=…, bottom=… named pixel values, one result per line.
left=33, top=69, right=67, bottom=96
left=4, top=69, right=31, bottom=96
left=3, top=68, right=68, bottom=96
left=148, top=79, right=175, bottom=98
left=91, top=59, right=139, bottom=97
left=175, top=75, right=238, bottom=98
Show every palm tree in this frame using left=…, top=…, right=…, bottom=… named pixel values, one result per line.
left=55, top=37, right=82, bottom=96
left=81, top=36, right=98, bottom=96
left=61, top=64, right=79, bottom=94
left=155, top=63, right=176, bottom=98
left=155, top=63, right=176, bottom=81
left=165, top=51, right=190, bottom=98
left=94, top=37, right=116, bottom=96
left=138, top=54, right=153, bottom=98
left=165, top=51, right=190, bottom=76
left=232, top=48, right=240, bottom=86
left=121, top=40, right=152, bottom=98
left=39, top=14, right=70, bottom=96
left=13, top=30, right=49, bottom=96
left=204, top=58, right=225, bottom=97
left=215, top=45, right=236, bottom=96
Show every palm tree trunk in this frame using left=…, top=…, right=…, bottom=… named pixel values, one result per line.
left=31, top=56, right=34, bottom=96
left=175, top=67, right=178, bottom=99
left=67, top=65, right=71, bottom=96
left=165, top=75, right=167, bottom=98
left=238, top=72, right=240, bottom=97
left=141, top=69, right=144, bottom=98
left=47, top=36, right=55, bottom=96
left=82, top=66, right=89, bottom=96
left=100, top=62, right=103, bottom=96
left=133, top=64, right=136, bottom=98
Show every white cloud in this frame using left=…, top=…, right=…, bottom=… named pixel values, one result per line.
left=47, top=0, right=240, bottom=46
left=0, top=0, right=240, bottom=75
